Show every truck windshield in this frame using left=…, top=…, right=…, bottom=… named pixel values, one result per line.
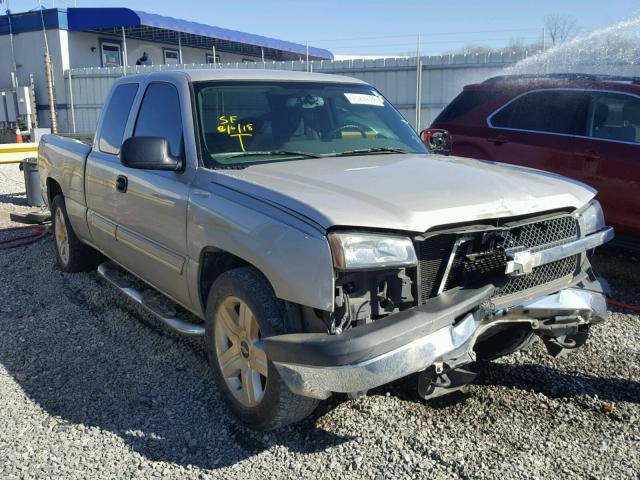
left=193, top=81, right=427, bottom=167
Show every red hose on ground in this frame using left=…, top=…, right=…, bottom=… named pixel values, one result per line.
left=0, top=225, right=50, bottom=250
left=608, top=298, right=640, bottom=313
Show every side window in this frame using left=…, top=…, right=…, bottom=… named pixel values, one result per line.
left=588, top=92, right=640, bottom=143
left=98, top=83, right=139, bottom=155
left=491, top=90, right=589, bottom=136
left=433, top=89, right=501, bottom=123
left=133, top=83, right=183, bottom=157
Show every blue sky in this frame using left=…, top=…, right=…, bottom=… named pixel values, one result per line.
left=8, top=0, right=640, bottom=56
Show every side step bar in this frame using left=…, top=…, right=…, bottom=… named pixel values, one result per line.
left=97, top=261, right=205, bottom=336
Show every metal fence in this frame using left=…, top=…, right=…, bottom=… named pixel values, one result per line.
left=63, top=52, right=530, bottom=135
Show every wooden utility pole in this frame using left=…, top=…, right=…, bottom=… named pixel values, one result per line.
left=415, top=33, right=422, bottom=132
left=44, top=51, right=57, bottom=134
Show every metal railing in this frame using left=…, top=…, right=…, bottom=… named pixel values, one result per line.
left=61, top=52, right=525, bottom=135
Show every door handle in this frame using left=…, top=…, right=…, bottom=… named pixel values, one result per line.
left=116, top=175, right=128, bottom=193
left=191, top=189, right=211, bottom=198
left=487, top=135, right=508, bottom=145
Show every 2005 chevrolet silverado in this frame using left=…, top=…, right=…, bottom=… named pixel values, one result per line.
left=39, top=69, right=614, bottom=430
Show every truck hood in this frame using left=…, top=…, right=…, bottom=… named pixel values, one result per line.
left=215, top=153, right=595, bottom=232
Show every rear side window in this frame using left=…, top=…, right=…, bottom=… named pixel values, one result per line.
left=490, top=90, right=589, bottom=136
left=133, top=83, right=183, bottom=157
left=98, top=83, right=138, bottom=155
left=588, top=92, right=640, bottom=143
left=434, top=89, right=500, bottom=123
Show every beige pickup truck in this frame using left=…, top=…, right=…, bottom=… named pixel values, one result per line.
left=39, top=69, right=613, bottom=430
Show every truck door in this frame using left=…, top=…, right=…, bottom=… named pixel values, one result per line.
left=110, top=81, right=192, bottom=306
left=85, top=82, right=139, bottom=262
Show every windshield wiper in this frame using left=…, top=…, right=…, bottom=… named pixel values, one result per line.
left=323, top=147, right=408, bottom=157
left=223, top=150, right=321, bottom=159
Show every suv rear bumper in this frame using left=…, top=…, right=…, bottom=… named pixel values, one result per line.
left=263, top=277, right=607, bottom=400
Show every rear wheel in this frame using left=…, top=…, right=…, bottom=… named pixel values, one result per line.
left=51, top=195, right=100, bottom=273
left=205, top=267, right=319, bottom=430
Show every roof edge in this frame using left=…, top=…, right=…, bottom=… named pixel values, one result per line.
left=0, top=8, right=67, bottom=35
left=66, top=7, right=332, bottom=60
left=67, top=7, right=141, bottom=31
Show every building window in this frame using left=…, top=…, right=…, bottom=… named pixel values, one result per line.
left=206, top=53, right=220, bottom=64
left=164, top=48, right=180, bottom=65
left=101, top=42, right=122, bottom=67
left=242, top=58, right=256, bottom=63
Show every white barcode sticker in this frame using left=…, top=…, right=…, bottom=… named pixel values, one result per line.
left=344, top=93, right=385, bottom=106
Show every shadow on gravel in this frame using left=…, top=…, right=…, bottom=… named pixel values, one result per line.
left=477, top=362, right=640, bottom=404
left=373, top=361, right=640, bottom=408
left=0, top=191, right=28, bottom=207
left=0, top=251, right=351, bottom=471
left=0, top=315, right=351, bottom=470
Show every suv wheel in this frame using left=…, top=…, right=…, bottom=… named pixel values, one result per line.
left=205, top=267, right=319, bottom=430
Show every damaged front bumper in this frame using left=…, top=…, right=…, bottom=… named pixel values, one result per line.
left=262, top=276, right=608, bottom=400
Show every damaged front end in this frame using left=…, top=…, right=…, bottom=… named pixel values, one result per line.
left=262, top=207, right=613, bottom=400
left=263, top=274, right=607, bottom=400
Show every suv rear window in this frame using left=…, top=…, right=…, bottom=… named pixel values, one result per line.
left=433, top=89, right=500, bottom=123
left=98, top=83, right=139, bottom=155
left=589, top=92, right=640, bottom=143
left=490, top=90, right=589, bottom=136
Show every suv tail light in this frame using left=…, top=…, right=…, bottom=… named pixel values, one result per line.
left=419, top=128, right=451, bottom=155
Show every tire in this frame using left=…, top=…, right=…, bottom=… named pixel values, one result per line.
left=51, top=195, right=101, bottom=273
left=204, top=267, right=319, bottom=430
left=474, top=327, right=537, bottom=361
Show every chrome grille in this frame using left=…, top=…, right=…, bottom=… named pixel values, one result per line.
left=416, top=214, right=579, bottom=304
left=502, top=214, right=579, bottom=251
left=493, top=257, right=578, bottom=298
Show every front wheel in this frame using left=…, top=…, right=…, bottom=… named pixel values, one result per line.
left=204, top=267, right=318, bottom=430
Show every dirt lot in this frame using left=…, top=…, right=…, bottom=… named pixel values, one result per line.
left=0, top=163, right=638, bottom=479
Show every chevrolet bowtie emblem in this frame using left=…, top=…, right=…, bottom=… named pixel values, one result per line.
left=505, top=249, right=536, bottom=276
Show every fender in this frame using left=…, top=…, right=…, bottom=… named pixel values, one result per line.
left=186, top=169, right=335, bottom=314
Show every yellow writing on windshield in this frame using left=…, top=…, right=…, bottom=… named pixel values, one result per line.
left=218, top=115, right=254, bottom=151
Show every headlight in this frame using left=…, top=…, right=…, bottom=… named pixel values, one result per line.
left=580, top=200, right=605, bottom=235
left=327, top=232, right=418, bottom=270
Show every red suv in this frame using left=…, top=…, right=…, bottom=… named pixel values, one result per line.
left=427, top=74, right=640, bottom=246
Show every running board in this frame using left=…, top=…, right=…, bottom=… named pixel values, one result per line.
left=97, top=261, right=205, bottom=336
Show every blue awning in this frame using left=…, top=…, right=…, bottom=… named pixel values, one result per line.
left=66, top=8, right=332, bottom=60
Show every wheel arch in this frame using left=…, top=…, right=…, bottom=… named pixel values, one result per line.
left=46, top=177, right=63, bottom=205
left=197, top=247, right=253, bottom=314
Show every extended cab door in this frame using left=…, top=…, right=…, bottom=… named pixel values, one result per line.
left=109, top=81, right=192, bottom=306
left=85, top=82, right=139, bottom=261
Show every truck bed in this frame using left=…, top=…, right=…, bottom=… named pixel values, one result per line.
left=38, top=134, right=92, bottom=209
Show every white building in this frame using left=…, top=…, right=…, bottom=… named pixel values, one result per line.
left=0, top=7, right=333, bottom=131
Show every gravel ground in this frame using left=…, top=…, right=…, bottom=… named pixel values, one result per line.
left=0, top=164, right=639, bottom=479
left=0, top=165, right=33, bottom=229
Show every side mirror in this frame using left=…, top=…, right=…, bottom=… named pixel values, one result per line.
left=120, top=136, right=183, bottom=171
left=419, top=128, right=451, bottom=155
